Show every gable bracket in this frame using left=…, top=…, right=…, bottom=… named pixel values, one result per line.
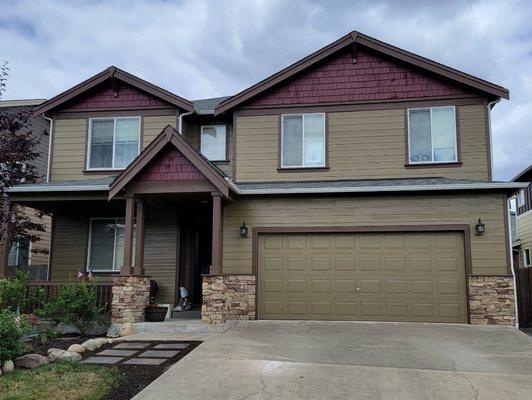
left=351, top=42, right=358, bottom=64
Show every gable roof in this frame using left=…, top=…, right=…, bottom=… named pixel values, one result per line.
left=215, top=31, right=509, bottom=115
left=512, top=165, right=532, bottom=182
left=108, top=125, right=229, bottom=199
left=33, top=66, right=194, bottom=116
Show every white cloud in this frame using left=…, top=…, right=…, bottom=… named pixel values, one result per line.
left=1, top=0, right=530, bottom=179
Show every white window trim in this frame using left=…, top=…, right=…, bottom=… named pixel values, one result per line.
left=200, top=125, right=227, bottom=161
left=407, top=106, right=458, bottom=165
left=86, top=116, right=141, bottom=171
left=280, top=113, right=326, bottom=168
left=86, top=217, right=125, bottom=273
left=524, top=248, right=531, bottom=267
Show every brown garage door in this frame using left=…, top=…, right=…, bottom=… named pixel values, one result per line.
left=258, top=232, right=467, bottom=323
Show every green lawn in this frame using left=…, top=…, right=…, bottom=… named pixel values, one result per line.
left=0, top=361, right=122, bottom=400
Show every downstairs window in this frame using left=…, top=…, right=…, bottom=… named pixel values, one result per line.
left=87, top=218, right=135, bottom=272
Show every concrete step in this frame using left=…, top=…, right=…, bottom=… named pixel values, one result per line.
left=125, top=319, right=235, bottom=335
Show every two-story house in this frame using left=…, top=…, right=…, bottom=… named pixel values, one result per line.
left=0, top=99, right=52, bottom=281
left=4, top=31, right=526, bottom=326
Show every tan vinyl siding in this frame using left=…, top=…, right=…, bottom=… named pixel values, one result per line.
left=234, top=105, right=489, bottom=182
left=27, top=210, right=51, bottom=268
left=143, top=207, right=178, bottom=304
left=143, top=114, right=177, bottom=147
left=51, top=118, right=87, bottom=182
left=517, top=211, right=532, bottom=267
left=223, top=192, right=508, bottom=276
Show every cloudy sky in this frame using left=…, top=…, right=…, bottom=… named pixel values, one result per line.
left=1, top=0, right=530, bottom=180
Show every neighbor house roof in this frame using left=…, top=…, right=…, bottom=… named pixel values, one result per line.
left=215, top=30, right=509, bottom=115
left=511, top=165, right=532, bottom=182
left=193, top=96, right=232, bottom=115
left=0, top=99, right=47, bottom=107
left=32, top=66, right=194, bottom=116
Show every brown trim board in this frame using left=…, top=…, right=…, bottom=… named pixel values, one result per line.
left=251, top=224, right=473, bottom=323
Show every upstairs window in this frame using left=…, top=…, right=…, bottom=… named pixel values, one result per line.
left=201, top=125, right=226, bottom=161
left=281, top=113, right=325, bottom=168
left=87, top=218, right=135, bottom=272
left=408, top=106, right=457, bottom=164
left=524, top=248, right=531, bottom=268
left=517, top=189, right=526, bottom=208
left=88, top=117, right=140, bottom=169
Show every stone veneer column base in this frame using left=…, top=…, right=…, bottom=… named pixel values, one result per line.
left=202, top=275, right=256, bottom=324
left=468, top=275, right=516, bottom=326
left=111, top=275, right=150, bottom=324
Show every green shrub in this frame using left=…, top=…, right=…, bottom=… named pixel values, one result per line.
left=40, top=280, right=106, bottom=334
left=0, top=310, right=30, bottom=363
left=0, top=271, right=34, bottom=312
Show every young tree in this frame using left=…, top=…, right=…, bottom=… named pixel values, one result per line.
left=0, top=61, right=45, bottom=256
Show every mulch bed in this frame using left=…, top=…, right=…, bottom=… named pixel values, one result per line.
left=24, top=336, right=202, bottom=400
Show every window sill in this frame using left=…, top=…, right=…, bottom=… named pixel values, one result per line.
left=277, top=166, right=330, bottom=173
left=83, top=169, right=123, bottom=174
left=212, top=160, right=230, bottom=165
left=404, top=162, right=462, bottom=169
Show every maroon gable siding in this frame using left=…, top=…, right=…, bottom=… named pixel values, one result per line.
left=137, top=148, right=205, bottom=181
left=246, top=49, right=470, bottom=107
left=62, top=82, right=171, bottom=110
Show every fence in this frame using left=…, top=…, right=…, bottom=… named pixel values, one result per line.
left=23, top=282, right=114, bottom=315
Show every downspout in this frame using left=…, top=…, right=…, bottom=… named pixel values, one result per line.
left=486, top=98, right=500, bottom=182
left=43, top=114, right=53, bottom=183
left=488, top=97, right=519, bottom=327
left=178, top=111, right=194, bottom=134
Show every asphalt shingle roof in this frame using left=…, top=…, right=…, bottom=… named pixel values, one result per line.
left=192, top=96, right=231, bottom=115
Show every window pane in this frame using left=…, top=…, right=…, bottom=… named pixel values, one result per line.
left=432, top=107, right=456, bottom=162
left=114, top=118, right=139, bottom=168
left=282, top=116, right=303, bottom=166
left=8, top=241, right=29, bottom=267
left=409, top=110, right=432, bottom=163
left=89, top=120, right=114, bottom=168
left=8, top=241, right=19, bottom=266
left=89, top=219, right=115, bottom=270
left=304, top=114, right=325, bottom=166
left=201, top=126, right=226, bottom=161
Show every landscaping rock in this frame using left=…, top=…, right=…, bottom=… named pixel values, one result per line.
left=67, top=344, right=85, bottom=353
left=81, top=337, right=112, bottom=351
left=14, top=354, right=49, bottom=369
left=2, top=360, right=14, bottom=373
left=106, top=325, right=121, bottom=338
left=120, top=323, right=135, bottom=337
left=47, top=348, right=82, bottom=362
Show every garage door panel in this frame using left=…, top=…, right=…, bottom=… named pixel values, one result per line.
left=258, top=232, right=467, bottom=323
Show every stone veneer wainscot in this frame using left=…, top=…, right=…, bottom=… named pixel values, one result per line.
left=111, top=276, right=150, bottom=324
left=468, top=276, right=516, bottom=326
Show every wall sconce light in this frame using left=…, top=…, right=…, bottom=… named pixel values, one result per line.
left=475, top=218, right=485, bottom=235
left=239, top=222, right=248, bottom=238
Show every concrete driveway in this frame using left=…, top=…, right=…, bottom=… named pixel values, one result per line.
left=133, top=321, right=532, bottom=399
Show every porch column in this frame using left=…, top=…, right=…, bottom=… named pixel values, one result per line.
left=133, top=199, right=145, bottom=276
left=121, top=196, right=135, bottom=275
left=210, top=193, right=223, bottom=274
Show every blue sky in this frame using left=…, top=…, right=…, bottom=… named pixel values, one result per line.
left=1, top=0, right=531, bottom=180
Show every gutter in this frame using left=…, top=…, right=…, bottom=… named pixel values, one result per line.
left=178, top=111, right=194, bottom=134
left=44, top=114, right=53, bottom=183
left=225, top=178, right=528, bottom=195
left=8, top=184, right=109, bottom=193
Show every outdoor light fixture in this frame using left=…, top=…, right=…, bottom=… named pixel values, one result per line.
left=475, top=218, right=485, bottom=235
left=240, top=222, right=248, bottom=238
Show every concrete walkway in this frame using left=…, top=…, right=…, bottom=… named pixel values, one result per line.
left=133, top=321, right=532, bottom=400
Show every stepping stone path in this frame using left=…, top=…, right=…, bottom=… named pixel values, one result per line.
left=81, top=341, right=191, bottom=366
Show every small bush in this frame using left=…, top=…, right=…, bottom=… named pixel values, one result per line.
left=40, top=280, right=106, bottom=334
left=0, top=271, right=42, bottom=312
left=0, top=310, right=30, bottom=363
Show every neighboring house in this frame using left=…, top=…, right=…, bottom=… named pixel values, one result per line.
left=3, top=31, right=526, bottom=326
left=512, top=165, right=532, bottom=268
left=0, top=99, right=52, bottom=280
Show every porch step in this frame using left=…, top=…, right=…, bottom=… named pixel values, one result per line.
left=172, top=310, right=202, bottom=319
left=121, top=319, right=234, bottom=335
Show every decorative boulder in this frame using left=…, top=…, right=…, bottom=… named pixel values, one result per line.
left=81, top=337, right=112, bottom=351
left=67, top=344, right=85, bottom=353
left=47, top=348, right=82, bottom=362
left=14, top=354, right=49, bottom=369
left=106, top=325, right=121, bottom=338
left=2, top=360, right=14, bottom=373
left=120, top=323, right=135, bottom=337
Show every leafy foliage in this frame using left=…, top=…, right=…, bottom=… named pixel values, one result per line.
left=0, top=310, right=30, bottom=363
left=0, top=270, right=43, bottom=312
left=0, top=61, right=47, bottom=252
left=40, top=280, right=107, bottom=334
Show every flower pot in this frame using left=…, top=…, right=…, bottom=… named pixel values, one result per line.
left=145, top=306, right=168, bottom=322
